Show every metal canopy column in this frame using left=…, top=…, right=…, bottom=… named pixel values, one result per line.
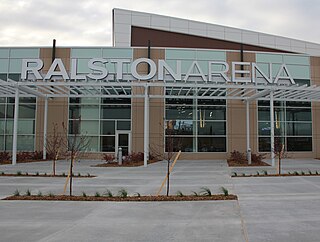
left=12, top=87, right=20, bottom=165
left=270, top=91, right=275, bottom=166
left=246, top=100, right=252, bottom=164
left=43, top=97, right=48, bottom=160
left=144, top=85, right=149, bottom=167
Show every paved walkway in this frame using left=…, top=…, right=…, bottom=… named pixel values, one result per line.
left=1, top=158, right=320, bottom=241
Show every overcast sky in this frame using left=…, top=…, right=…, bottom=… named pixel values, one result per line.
left=1, top=0, right=319, bottom=46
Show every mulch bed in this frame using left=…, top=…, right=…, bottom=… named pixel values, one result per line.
left=0, top=174, right=95, bottom=178
left=227, top=159, right=270, bottom=167
left=94, top=160, right=160, bottom=167
left=3, top=194, right=237, bottom=202
left=232, top=173, right=320, bottom=177
left=0, top=160, right=48, bottom=165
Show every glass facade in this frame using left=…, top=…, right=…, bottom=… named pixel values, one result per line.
left=165, top=98, right=226, bottom=152
left=68, top=97, right=131, bottom=152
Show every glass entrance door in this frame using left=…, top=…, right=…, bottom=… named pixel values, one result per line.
left=116, top=132, right=131, bottom=156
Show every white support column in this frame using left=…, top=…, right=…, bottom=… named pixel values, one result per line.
left=43, top=98, right=48, bottom=160
left=143, top=85, right=149, bottom=167
left=246, top=100, right=251, bottom=164
left=12, top=87, right=19, bottom=165
left=270, top=91, right=275, bottom=166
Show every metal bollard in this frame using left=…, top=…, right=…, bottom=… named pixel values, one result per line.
left=247, top=148, right=252, bottom=165
left=118, top=147, right=122, bottom=165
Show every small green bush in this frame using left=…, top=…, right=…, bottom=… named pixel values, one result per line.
left=62, top=172, right=66, bottom=177
left=37, top=191, right=42, bottom=197
left=118, top=188, right=128, bottom=198
left=103, top=189, right=113, bottom=197
left=316, top=171, right=319, bottom=175
left=191, top=191, right=199, bottom=196
left=82, top=192, right=87, bottom=197
left=1, top=171, right=5, bottom=175
left=256, top=171, right=260, bottom=175
left=233, top=172, right=237, bottom=177
left=25, top=189, right=31, bottom=196
left=48, top=192, right=54, bottom=197
left=176, top=191, right=184, bottom=197
left=16, top=171, right=22, bottom=176
left=87, top=173, right=90, bottom=177
left=78, top=172, right=81, bottom=177
left=94, top=192, right=101, bottom=197
left=308, top=170, right=312, bottom=175
left=294, top=171, right=299, bottom=175
left=35, top=172, right=39, bottom=176
left=301, top=171, right=305, bottom=175
left=200, top=187, right=211, bottom=196
left=13, top=189, right=20, bottom=196
left=263, top=170, right=268, bottom=175
left=134, top=192, right=141, bottom=197
left=220, top=187, right=229, bottom=196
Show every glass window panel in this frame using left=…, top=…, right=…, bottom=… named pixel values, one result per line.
left=20, top=97, right=36, bottom=103
left=118, top=134, right=128, bottom=146
left=85, top=136, right=99, bottom=152
left=5, top=135, right=12, bottom=150
left=0, top=135, right=4, bottom=150
left=0, top=120, right=5, bottom=133
left=0, top=49, right=10, bottom=58
left=286, top=108, right=311, bottom=121
left=19, top=104, right=36, bottom=118
left=166, top=49, right=196, bottom=60
left=101, top=121, right=115, bottom=135
left=0, top=105, right=5, bottom=118
left=198, top=122, right=226, bottom=135
left=69, top=120, right=80, bottom=134
left=102, top=98, right=131, bottom=104
left=0, top=59, right=8, bottom=72
left=286, top=65, right=310, bottom=79
left=10, top=48, right=39, bottom=58
left=258, top=107, right=270, bottom=121
left=283, top=55, right=309, bottom=65
left=80, top=105, right=99, bottom=119
left=198, top=106, right=226, bottom=120
left=8, top=73, right=20, bottom=81
left=165, top=137, right=193, bottom=152
left=5, top=120, right=13, bottom=134
left=117, top=121, right=130, bottom=130
left=256, top=53, right=283, bottom=63
left=258, top=122, right=271, bottom=136
left=274, top=122, right=285, bottom=136
left=166, top=106, right=194, bottom=120
left=286, top=101, right=311, bottom=107
left=76, top=59, right=90, bottom=73
left=101, top=136, right=115, bottom=152
left=71, top=48, right=101, bottom=58
left=198, top=137, right=226, bottom=152
left=196, top=50, right=226, bottom=61
left=69, top=106, right=80, bottom=119
left=102, top=48, right=133, bottom=58
left=101, top=105, right=131, bottom=119
left=80, top=120, right=99, bottom=135
left=287, top=137, right=312, bottom=151
left=18, top=120, right=34, bottom=134
left=287, top=122, right=312, bottom=136
left=9, top=59, right=22, bottom=73
left=259, top=137, right=271, bottom=152
left=166, top=120, right=193, bottom=135
left=17, top=135, right=34, bottom=151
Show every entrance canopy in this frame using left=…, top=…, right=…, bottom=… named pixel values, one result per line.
left=1, top=78, right=320, bottom=167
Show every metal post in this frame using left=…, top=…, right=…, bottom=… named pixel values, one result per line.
left=12, top=87, right=19, bottom=165
left=246, top=100, right=252, bottom=164
left=118, top=147, right=122, bottom=165
left=270, top=91, right=275, bottom=166
left=43, top=98, right=48, bottom=160
left=144, top=85, right=149, bottom=167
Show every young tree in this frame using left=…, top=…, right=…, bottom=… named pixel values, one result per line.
left=152, top=121, right=181, bottom=196
left=45, top=123, right=65, bottom=176
left=273, top=137, right=285, bottom=175
left=62, top=119, right=90, bottom=196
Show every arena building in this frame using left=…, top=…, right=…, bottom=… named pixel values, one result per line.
left=1, top=9, right=320, bottom=166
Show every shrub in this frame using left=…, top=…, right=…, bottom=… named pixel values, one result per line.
left=134, top=192, right=141, bottom=197
left=103, top=154, right=116, bottom=163
left=251, top=153, right=266, bottom=163
left=35, top=172, right=39, bottom=176
left=62, top=172, right=66, bottom=177
left=87, top=173, right=90, bottom=177
left=37, top=191, right=42, bottom=197
left=123, top=152, right=144, bottom=163
left=221, top=187, right=229, bottom=196
left=103, top=189, right=113, bottom=197
left=44, top=173, right=47, bottom=176
left=301, top=171, right=305, bottom=175
left=191, top=191, right=199, bottom=196
left=256, top=171, right=260, bottom=175
left=118, top=188, right=128, bottom=198
left=13, top=189, right=20, bottom=196
left=78, top=172, right=81, bottom=177
left=294, top=171, right=299, bottom=175
left=31, top=151, right=43, bottom=160
left=263, top=170, right=268, bottom=175
left=1, top=171, right=4, bottom=175
left=94, top=192, right=101, bottom=197
left=176, top=191, right=184, bottom=197
left=200, top=187, right=211, bottom=196
left=82, top=192, right=87, bottom=197
left=25, top=189, right=31, bottom=196
left=229, top=150, right=246, bottom=162
left=316, top=171, right=319, bottom=175
left=16, top=171, right=22, bottom=176
left=17, top=152, right=32, bottom=161
left=0, top=151, right=10, bottom=162
left=233, top=172, right=237, bottom=177
left=308, top=170, right=312, bottom=175
left=25, top=172, right=28, bottom=176
left=48, top=192, right=54, bottom=197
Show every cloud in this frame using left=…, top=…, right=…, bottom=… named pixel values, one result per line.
left=0, top=0, right=319, bottom=46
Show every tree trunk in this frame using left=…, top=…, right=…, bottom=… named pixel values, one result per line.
left=166, top=159, right=170, bottom=196
left=69, top=157, right=73, bottom=196
left=53, top=159, right=56, bottom=176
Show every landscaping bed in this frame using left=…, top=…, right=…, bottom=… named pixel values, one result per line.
left=0, top=172, right=95, bottom=178
left=232, top=171, right=320, bottom=177
left=3, top=194, right=237, bottom=202
left=227, top=159, right=270, bottom=167
left=94, top=159, right=159, bottom=167
left=227, top=150, right=270, bottom=167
